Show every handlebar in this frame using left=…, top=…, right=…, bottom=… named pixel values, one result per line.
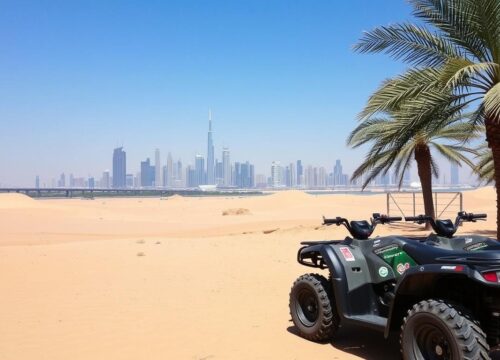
left=457, top=211, right=487, bottom=221
left=322, top=213, right=401, bottom=239
left=405, top=211, right=487, bottom=237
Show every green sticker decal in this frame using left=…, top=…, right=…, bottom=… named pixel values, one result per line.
left=374, top=245, right=416, bottom=277
left=378, top=266, right=389, bottom=278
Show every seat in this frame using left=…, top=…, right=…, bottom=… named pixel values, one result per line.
left=433, top=219, right=457, bottom=238
left=350, top=220, right=374, bottom=240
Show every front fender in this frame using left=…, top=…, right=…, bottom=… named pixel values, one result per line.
left=297, top=245, right=351, bottom=322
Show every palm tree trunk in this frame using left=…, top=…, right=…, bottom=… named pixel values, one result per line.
left=486, top=117, right=500, bottom=240
left=414, top=144, right=435, bottom=230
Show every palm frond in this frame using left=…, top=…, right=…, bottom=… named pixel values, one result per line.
left=354, top=23, right=462, bottom=67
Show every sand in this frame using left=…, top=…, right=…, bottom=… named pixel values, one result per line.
left=0, top=188, right=496, bottom=359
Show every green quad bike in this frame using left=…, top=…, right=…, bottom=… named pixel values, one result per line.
left=289, top=212, right=500, bottom=359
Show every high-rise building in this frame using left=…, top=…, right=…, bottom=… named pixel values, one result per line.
left=289, top=163, right=296, bottom=187
left=155, top=148, right=161, bottom=188
left=88, top=177, right=95, bottom=189
left=206, top=110, right=215, bottom=185
left=166, top=152, right=173, bottom=187
left=215, top=159, right=224, bottom=186
left=112, top=147, right=127, bottom=188
left=186, top=165, right=196, bottom=188
left=222, top=147, right=231, bottom=186
left=450, top=162, right=459, bottom=185
left=318, top=167, right=327, bottom=188
left=140, top=158, right=155, bottom=187
left=333, top=159, right=343, bottom=186
left=176, top=159, right=183, bottom=187
left=233, top=162, right=241, bottom=187
left=195, top=154, right=205, bottom=186
left=102, top=170, right=110, bottom=188
left=162, top=165, right=168, bottom=187
left=35, top=176, right=40, bottom=189
left=271, top=161, right=283, bottom=187
left=296, top=160, right=303, bottom=186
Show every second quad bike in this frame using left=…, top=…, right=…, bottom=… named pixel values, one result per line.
left=289, top=211, right=500, bottom=359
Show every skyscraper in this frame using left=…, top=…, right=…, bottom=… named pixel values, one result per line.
left=450, top=162, right=459, bottom=185
left=215, top=159, right=224, bottom=186
left=35, top=175, right=40, bottom=189
left=166, top=152, right=173, bottom=187
left=102, top=170, right=110, bottom=188
left=271, top=161, right=283, bottom=187
left=206, top=110, right=215, bottom=185
left=140, top=158, right=155, bottom=187
left=289, top=162, right=296, bottom=187
left=297, top=160, right=303, bottom=186
left=112, top=147, right=126, bottom=188
left=222, top=147, right=231, bottom=186
left=195, top=154, right=205, bottom=186
left=176, top=159, right=183, bottom=187
left=333, top=159, right=343, bottom=186
left=155, top=148, right=161, bottom=188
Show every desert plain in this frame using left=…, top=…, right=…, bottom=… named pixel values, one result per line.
left=0, top=187, right=496, bottom=360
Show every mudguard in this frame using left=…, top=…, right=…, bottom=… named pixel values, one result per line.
left=297, top=244, right=351, bottom=322
left=384, top=264, right=493, bottom=338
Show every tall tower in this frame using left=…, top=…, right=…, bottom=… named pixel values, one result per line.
left=222, top=147, right=231, bottom=186
left=195, top=154, right=205, bottom=186
left=207, top=109, right=215, bottom=184
left=112, top=147, right=126, bottom=188
left=155, top=148, right=161, bottom=187
left=166, top=152, right=173, bottom=187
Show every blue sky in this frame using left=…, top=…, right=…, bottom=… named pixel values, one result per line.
left=0, top=0, right=442, bottom=186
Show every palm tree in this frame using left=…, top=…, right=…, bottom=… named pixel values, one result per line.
left=348, top=102, right=479, bottom=229
left=475, top=143, right=494, bottom=183
left=353, top=0, right=500, bottom=237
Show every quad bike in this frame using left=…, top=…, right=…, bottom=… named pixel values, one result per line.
left=289, top=211, right=500, bottom=359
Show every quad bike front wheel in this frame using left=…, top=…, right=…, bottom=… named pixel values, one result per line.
left=289, top=273, right=339, bottom=342
left=400, top=299, right=490, bottom=360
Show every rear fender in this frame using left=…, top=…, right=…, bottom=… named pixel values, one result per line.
left=384, top=264, right=482, bottom=338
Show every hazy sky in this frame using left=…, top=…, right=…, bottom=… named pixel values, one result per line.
left=0, top=1, right=479, bottom=186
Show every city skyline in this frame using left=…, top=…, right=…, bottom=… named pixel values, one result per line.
left=26, top=113, right=469, bottom=190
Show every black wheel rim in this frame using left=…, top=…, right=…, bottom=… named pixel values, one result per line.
left=295, top=288, right=319, bottom=327
left=414, top=324, right=452, bottom=360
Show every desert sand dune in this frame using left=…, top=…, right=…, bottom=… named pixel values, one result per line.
left=0, top=187, right=496, bottom=359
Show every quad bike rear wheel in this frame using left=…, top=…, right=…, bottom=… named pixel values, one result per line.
left=400, top=299, right=490, bottom=360
left=289, top=273, right=338, bottom=342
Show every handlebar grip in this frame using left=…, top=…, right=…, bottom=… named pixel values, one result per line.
left=405, top=216, right=420, bottom=221
left=323, top=217, right=342, bottom=225
left=387, top=216, right=402, bottom=222
left=472, top=213, right=487, bottom=219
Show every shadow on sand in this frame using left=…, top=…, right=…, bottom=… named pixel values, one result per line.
left=287, top=325, right=400, bottom=359
left=288, top=325, right=500, bottom=359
